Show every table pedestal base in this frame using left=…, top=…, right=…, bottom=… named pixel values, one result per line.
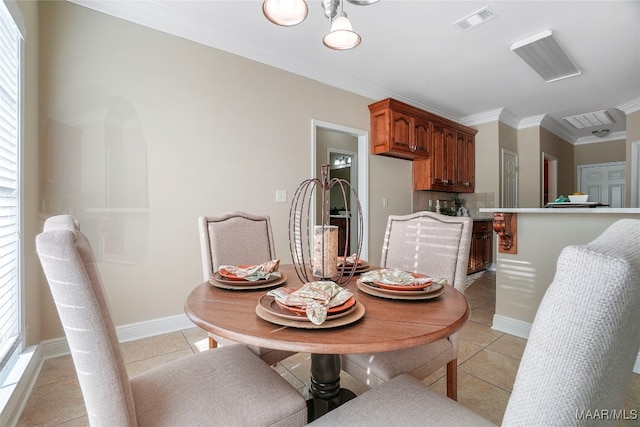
left=306, top=354, right=356, bottom=421
left=306, top=388, right=357, bottom=421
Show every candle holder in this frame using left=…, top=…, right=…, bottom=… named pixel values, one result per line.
left=289, top=164, right=363, bottom=284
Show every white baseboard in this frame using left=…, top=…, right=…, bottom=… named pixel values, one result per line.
left=492, top=314, right=532, bottom=339
left=3, top=313, right=194, bottom=426
left=493, top=314, right=640, bottom=374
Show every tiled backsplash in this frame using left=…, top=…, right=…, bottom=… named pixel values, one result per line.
left=413, top=191, right=496, bottom=219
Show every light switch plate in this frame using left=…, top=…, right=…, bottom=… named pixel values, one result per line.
left=276, top=190, right=287, bottom=203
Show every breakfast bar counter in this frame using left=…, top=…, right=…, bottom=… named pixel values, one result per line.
left=478, top=207, right=640, bottom=341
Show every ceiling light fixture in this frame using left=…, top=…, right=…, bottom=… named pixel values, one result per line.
left=323, top=1, right=360, bottom=50
left=511, top=30, right=581, bottom=82
left=592, top=129, right=611, bottom=138
left=263, top=0, right=379, bottom=50
left=262, top=0, right=308, bottom=26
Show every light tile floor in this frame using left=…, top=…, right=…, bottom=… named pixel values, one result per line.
left=17, top=271, right=640, bottom=426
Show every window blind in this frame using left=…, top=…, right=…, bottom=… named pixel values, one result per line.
left=0, top=1, right=20, bottom=372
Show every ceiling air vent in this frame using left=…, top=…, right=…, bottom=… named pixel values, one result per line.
left=563, top=110, right=614, bottom=129
left=454, top=6, right=496, bottom=31
left=511, top=30, right=581, bottom=82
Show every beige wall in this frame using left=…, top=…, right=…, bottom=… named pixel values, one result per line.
left=540, top=128, right=574, bottom=196
left=474, top=121, right=499, bottom=195
left=31, top=1, right=412, bottom=342
left=517, top=127, right=541, bottom=207
left=574, top=139, right=626, bottom=168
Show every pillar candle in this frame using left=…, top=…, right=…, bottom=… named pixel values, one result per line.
left=312, top=225, right=338, bottom=278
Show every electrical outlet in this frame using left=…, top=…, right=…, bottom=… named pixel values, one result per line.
left=276, top=190, right=287, bottom=203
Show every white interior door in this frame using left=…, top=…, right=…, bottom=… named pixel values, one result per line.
left=501, top=149, right=518, bottom=208
left=578, top=162, right=626, bottom=207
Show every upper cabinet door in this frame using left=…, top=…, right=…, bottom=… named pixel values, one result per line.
left=368, top=98, right=429, bottom=160
left=390, top=110, right=412, bottom=152
left=413, top=116, right=430, bottom=158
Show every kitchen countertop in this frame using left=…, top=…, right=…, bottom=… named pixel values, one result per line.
left=480, top=207, right=640, bottom=214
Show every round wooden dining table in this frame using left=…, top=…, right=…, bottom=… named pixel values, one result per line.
left=184, top=264, right=470, bottom=420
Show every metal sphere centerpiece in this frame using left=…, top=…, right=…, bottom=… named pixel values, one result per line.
left=288, top=164, right=363, bottom=285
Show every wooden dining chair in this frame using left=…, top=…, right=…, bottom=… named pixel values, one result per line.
left=36, top=215, right=308, bottom=426
left=340, top=211, right=473, bottom=400
left=312, top=218, right=640, bottom=426
left=198, top=212, right=295, bottom=365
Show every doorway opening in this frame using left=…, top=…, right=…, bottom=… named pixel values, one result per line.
left=312, top=120, right=369, bottom=261
left=542, top=153, right=558, bottom=205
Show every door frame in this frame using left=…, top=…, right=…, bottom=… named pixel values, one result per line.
left=327, top=148, right=358, bottom=252
left=632, top=140, right=640, bottom=208
left=311, top=119, right=369, bottom=260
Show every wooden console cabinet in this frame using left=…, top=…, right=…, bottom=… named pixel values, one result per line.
left=468, top=219, right=493, bottom=274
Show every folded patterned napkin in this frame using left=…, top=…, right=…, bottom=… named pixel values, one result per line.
left=267, top=281, right=353, bottom=325
left=219, top=259, right=281, bottom=281
left=359, top=268, right=433, bottom=286
left=337, top=254, right=362, bottom=266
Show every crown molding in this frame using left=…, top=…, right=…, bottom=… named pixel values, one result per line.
left=460, top=108, right=502, bottom=126
left=617, top=97, right=640, bottom=114
left=518, top=114, right=546, bottom=129
left=573, top=130, right=627, bottom=145
left=460, top=107, right=519, bottom=129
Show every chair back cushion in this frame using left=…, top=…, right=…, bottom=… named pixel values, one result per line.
left=503, top=219, right=640, bottom=425
left=381, top=211, right=473, bottom=292
left=198, top=212, right=276, bottom=280
left=36, top=215, right=137, bottom=426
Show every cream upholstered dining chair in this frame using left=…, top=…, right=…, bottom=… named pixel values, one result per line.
left=36, top=215, right=307, bottom=427
left=340, top=211, right=473, bottom=400
left=311, top=218, right=640, bottom=426
left=198, top=212, right=295, bottom=365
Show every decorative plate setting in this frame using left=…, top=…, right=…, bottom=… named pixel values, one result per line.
left=256, top=295, right=365, bottom=329
left=209, top=272, right=287, bottom=290
left=357, top=279, right=446, bottom=300
left=275, top=296, right=356, bottom=316
left=337, top=257, right=371, bottom=274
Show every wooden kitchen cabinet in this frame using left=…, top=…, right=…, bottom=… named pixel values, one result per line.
left=468, top=220, right=493, bottom=274
left=369, top=97, right=476, bottom=193
left=329, top=216, right=349, bottom=255
left=456, top=132, right=475, bottom=190
left=413, top=124, right=476, bottom=193
left=369, top=98, right=429, bottom=160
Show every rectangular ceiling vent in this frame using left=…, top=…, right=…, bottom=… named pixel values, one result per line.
left=511, top=30, right=581, bottom=83
left=454, top=6, right=496, bottom=31
left=563, top=110, right=614, bottom=129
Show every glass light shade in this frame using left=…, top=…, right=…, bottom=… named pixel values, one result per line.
left=323, top=14, right=361, bottom=50
left=263, top=0, right=308, bottom=26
